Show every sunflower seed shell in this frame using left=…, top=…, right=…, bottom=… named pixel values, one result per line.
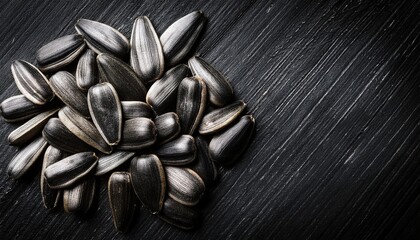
left=155, top=135, right=196, bottom=165
left=63, top=175, right=96, bottom=213
left=165, top=166, right=205, bottom=206
left=121, top=101, right=155, bottom=119
left=95, top=151, right=135, bottom=176
left=154, top=112, right=181, bottom=144
left=159, top=196, right=199, bottom=230
left=199, top=100, right=246, bottom=134
left=117, top=118, right=157, bottom=150
left=76, top=49, right=98, bottom=91
left=190, top=136, right=218, bottom=187
left=0, top=95, right=47, bottom=122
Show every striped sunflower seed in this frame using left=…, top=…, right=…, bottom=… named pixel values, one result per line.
left=41, top=146, right=68, bottom=209
left=76, top=49, right=98, bottom=91
left=160, top=11, right=205, bottom=66
left=97, top=53, right=147, bottom=101
left=42, top=118, right=93, bottom=153
left=108, top=172, right=137, bottom=232
left=130, top=16, right=164, bottom=83
left=0, top=95, right=47, bottom=122
left=154, top=112, right=181, bottom=144
left=190, top=136, right=218, bottom=188
left=188, top=56, right=234, bottom=107
left=58, top=106, right=112, bottom=154
left=35, top=34, right=85, bottom=72
left=146, top=64, right=190, bottom=114
left=63, top=175, right=96, bottom=213
left=165, top=166, right=205, bottom=206
left=198, top=100, right=246, bottom=135
left=121, top=101, right=155, bottom=120
left=94, top=151, right=135, bottom=176
left=209, top=115, right=255, bottom=165
left=176, top=76, right=207, bottom=134
left=159, top=196, right=199, bottom=230
left=88, top=82, right=122, bottom=145
left=155, top=135, right=196, bottom=165
left=7, top=136, right=48, bottom=179
left=117, top=118, right=157, bottom=150
left=8, top=108, right=59, bottom=145
left=130, top=154, right=165, bottom=213
left=49, top=71, right=90, bottom=118
left=75, top=19, right=130, bottom=59
left=44, top=152, right=98, bottom=189
left=11, top=60, right=54, bottom=105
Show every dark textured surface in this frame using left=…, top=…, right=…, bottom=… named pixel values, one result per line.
left=1, top=0, right=420, bottom=239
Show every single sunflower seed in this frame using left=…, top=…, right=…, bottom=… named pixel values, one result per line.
left=155, top=135, right=196, bottom=165
left=36, top=34, right=85, bottom=72
left=63, top=175, right=96, bottom=213
left=8, top=108, right=59, bottom=145
left=130, top=154, right=165, bottom=214
left=121, top=101, right=155, bottom=119
left=94, top=151, right=135, bottom=176
left=188, top=56, right=234, bottom=107
left=0, top=95, right=47, bottom=122
left=6, top=136, right=48, bottom=179
left=209, top=115, right=255, bottom=165
left=159, top=196, right=199, bottom=230
left=58, top=106, right=112, bottom=154
left=198, top=100, right=246, bottom=135
left=108, top=172, right=137, bottom=232
left=75, top=19, right=130, bottom=59
left=97, top=53, right=147, bottom=101
left=44, top=152, right=98, bottom=189
left=117, top=118, right=157, bottom=150
left=42, top=118, right=94, bottom=153
left=76, top=49, right=98, bottom=91
left=160, top=11, right=205, bottom=66
left=165, top=166, right=205, bottom=206
left=190, top=136, right=218, bottom=188
left=11, top=60, right=54, bottom=105
left=176, top=76, right=207, bottom=134
left=88, top=82, right=122, bottom=145
left=41, top=146, right=68, bottom=209
left=146, top=64, right=190, bottom=114
left=154, top=112, right=181, bottom=144
left=49, top=71, right=90, bottom=118
left=130, top=16, right=164, bottom=83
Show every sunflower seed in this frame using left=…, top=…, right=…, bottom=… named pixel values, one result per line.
left=36, top=34, right=85, bottom=72
left=108, top=172, right=137, bottom=232
left=58, top=106, right=112, bottom=154
left=94, top=151, right=135, bottom=176
left=165, top=166, right=205, bottom=206
left=8, top=108, right=59, bottom=145
left=130, top=154, right=165, bottom=213
left=63, top=175, right=96, bottom=213
left=6, top=136, right=48, bottom=179
left=11, top=60, right=54, bottom=105
left=155, top=135, right=196, bottom=165
left=190, top=136, right=218, bottom=187
left=154, top=112, right=181, bottom=144
left=209, top=115, right=255, bottom=165
left=97, top=53, right=147, bottom=101
left=49, top=71, right=90, bottom=118
left=160, top=11, right=205, bottom=66
left=176, top=77, right=207, bottom=134
left=130, top=16, right=164, bottom=83
left=0, top=95, right=47, bottom=122
left=117, top=118, right=157, bottom=150
left=88, top=82, right=122, bottom=145
left=42, top=118, right=93, bottom=153
left=76, top=49, right=98, bottom=91
left=44, top=152, right=98, bottom=189
left=199, top=100, right=246, bottom=135
left=121, top=101, right=155, bottom=119
left=41, top=146, right=68, bottom=209
left=159, top=196, right=199, bottom=230
left=188, top=56, right=234, bottom=107
left=75, top=19, right=130, bottom=59
left=146, top=64, right=190, bottom=114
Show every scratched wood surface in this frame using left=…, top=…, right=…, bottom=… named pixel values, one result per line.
left=1, top=0, right=420, bottom=239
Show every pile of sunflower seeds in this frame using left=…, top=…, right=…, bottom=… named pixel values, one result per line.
left=1, top=11, right=255, bottom=231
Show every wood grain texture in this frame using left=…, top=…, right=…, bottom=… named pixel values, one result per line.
left=1, top=0, right=420, bottom=239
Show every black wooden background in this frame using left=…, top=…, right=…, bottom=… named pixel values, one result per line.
left=1, top=0, right=420, bottom=239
